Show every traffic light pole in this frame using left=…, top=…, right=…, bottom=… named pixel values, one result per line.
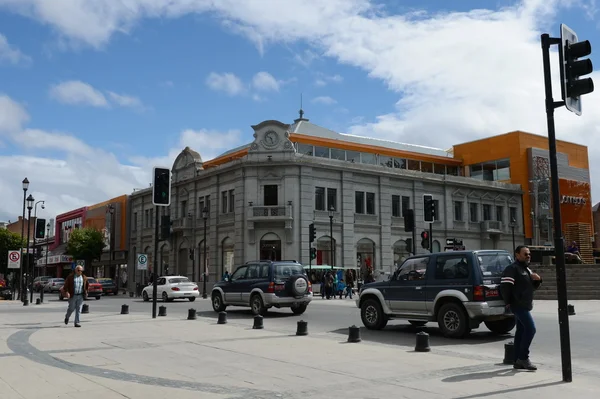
left=152, top=206, right=159, bottom=319
left=429, top=223, right=433, bottom=252
left=541, top=33, right=572, bottom=383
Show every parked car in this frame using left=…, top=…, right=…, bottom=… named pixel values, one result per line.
left=33, top=276, right=51, bottom=292
left=96, top=278, right=118, bottom=295
left=44, top=278, right=64, bottom=293
left=142, top=276, right=200, bottom=302
left=211, top=260, right=312, bottom=315
left=86, top=278, right=103, bottom=300
left=0, top=285, right=12, bottom=300
left=356, top=250, right=515, bottom=338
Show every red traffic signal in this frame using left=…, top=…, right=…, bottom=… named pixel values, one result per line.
left=421, top=231, right=428, bottom=240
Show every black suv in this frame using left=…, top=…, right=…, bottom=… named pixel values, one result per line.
left=211, top=260, right=312, bottom=315
left=356, top=250, right=515, bottom=338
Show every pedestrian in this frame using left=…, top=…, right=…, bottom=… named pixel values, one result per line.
left=500, top=245, right=542, bottom=370
left=61, top=266, right=89, bottom=328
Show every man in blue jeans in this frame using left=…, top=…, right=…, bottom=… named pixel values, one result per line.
left=500, top=245, right=542, bottom=370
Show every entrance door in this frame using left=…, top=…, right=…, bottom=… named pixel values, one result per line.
left=264, top=185, right=278, bottom=206
left=260, top=240, right=281, bottom=261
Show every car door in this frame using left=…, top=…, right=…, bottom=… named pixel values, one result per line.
left=241, top=263, right=262, bottom=303
left=157, top=278, right=167, bottom=297
left=425, top=254, right=472, bottom=313
left=224, top=265, right=248, bottom=303
left=386, top=257, right=429, bottom=314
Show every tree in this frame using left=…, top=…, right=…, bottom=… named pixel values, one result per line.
left=0, top=229, right=27, bottom=276
left=66, top=227, right=105, bottom=271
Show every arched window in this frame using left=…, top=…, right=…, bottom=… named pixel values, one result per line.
left=316, top=236, right=335, bottom=266
left=357, top=238, right=375, bottom=278
left=393, top=239, right=410, bottom=268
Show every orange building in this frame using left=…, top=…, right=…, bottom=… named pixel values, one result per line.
left=84, top=195, right=129, bottom=280
left=453, top=131, right=593, bottom=262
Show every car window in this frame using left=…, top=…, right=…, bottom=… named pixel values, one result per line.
left=478, top=252, right=513, bottom=277
left=259, top=264, right=270, bottom=279
left=273, top=263, right=305, bottom=281
left=246, top=265, right=261, bottom=279
left=168, top=277, right=190, bottom=284
left=396, top=257, right=428, bottom=281
left=88, top=278, right=96, bottom=283
left=231, top=266, right=248, bottom=281
left=158, top=278, right=166, bottom=285
left=435, top=255, right=470, bottom=280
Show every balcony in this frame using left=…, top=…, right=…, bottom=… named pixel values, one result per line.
left=172, top=217, right=192, bottom=231
left=481, top=220, right=503, bottom=234
left=248, top=205, right=292, bottom=221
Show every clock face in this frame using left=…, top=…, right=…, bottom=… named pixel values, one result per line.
left=264, top=131, right=279, bottom=147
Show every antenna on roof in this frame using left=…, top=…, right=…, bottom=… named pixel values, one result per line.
left=294, top=93, right=309, bottom=123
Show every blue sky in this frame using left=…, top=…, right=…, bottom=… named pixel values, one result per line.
left=0, top=0, right=599, bottom=222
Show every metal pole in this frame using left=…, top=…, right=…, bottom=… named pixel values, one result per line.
left=541, top=33, right=572, bottom=383
left=26, top=208, right=33, bottom=304
left=429, top=222, right=433, bottom=252
left=202, top=215, right=207, bottom=299
left=329, top=215, right=334, bottom=269
left=511, top=226, right=516, bottom=250
left=152, top=206, right=159, bottom=318
left=111, top=206, right=118, bottom=293
left=19, top=186, right=27, bottom=301
left=41, top=225, right=49, bottom=303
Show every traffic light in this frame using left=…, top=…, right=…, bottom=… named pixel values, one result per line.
left=189, top=249, right=194, bottom=260
left=423, top=194, right=435, bottom=223
left=35, top=218, right=46, bottom=239
left=160, top=215, right=172, bottom=240
left=309, top=223, right=316, bottom=243
left=310, top=247, right=317, bottom=260
left=404, top=209, right=415, bottom=232
left=421, top=231, right=430, bottom=249
left=560, top=24, right=594, bottom=115
left=152, top=167, right=171, bottom=206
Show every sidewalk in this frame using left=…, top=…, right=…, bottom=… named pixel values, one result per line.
left=0, top=301, right=598, bottom=398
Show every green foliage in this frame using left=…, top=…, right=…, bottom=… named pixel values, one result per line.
left=66, top=227, right=105, bottom=267
left=0, top=229, right=26, bottom=275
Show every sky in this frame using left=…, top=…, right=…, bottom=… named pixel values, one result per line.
left=0, top=0, right=599, bottom=224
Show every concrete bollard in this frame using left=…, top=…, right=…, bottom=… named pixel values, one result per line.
left=121, top=304, right=129, bottom=314
left=81, top=304, right=89, bottom=314
left=296, top=320, right=308, bottom=336
left=217, top=311, right=227, bottom=324
left=253, top=315, right=264, bottom=329
left=187, top=308, right=197, bottom=320
left=23, top=299, right=29, bottom=306
left=158, top=306, right=167, bottom=317
left=503, top=341, right=515, bottom=364
left=347, top=325, right=361, bottom=343
left=568, top=304, right=576, bottom=316
left=35, top=298, right=41, bottom=305
left=415, top=331, right=431, bottom=352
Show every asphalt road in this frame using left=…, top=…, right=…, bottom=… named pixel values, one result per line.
left=11, top=292, right=600, bottom=378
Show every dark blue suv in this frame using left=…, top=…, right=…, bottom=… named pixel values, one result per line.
left=211, top=260, right=313, bottom=315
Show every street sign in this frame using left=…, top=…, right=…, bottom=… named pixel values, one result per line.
left=137, top=253, right=148, bottom=270
left=7, top=250, right=20, bottom=269
left=76, top=260, right=85, bottom=269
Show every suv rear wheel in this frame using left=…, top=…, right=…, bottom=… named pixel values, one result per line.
left=484, top=318, right=516, bottom=334
left=361, top=298, right=388, bottom=330
left=291, top=304, right=307, bottom=315
left=437, top=302, right=470, bottom=338
left=250, top=294, right=267, bottom=316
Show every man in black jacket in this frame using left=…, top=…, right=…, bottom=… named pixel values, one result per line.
left=500, top=245, right=542, bottom=371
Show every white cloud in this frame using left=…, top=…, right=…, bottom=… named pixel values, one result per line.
left=0, top=33, right=31, bottom=65
left=312, top=96, right=337, bottom=105
left=206, top=72, right=246, bottom=96
left=0, top=94, right=29, bottom=133
left=107, top=91, right=143, bottom=109
left=49, top=80, right=108, bottom=107
left=315, top=74, right=343, bottom=86
left=293, top=49, right=320, bottom=67
left=252, top=71, right=280, bottom=92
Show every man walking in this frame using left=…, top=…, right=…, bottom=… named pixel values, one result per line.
left=500, top=245, right=542, bottom=370
left=61, top=265, right=89, bottom=328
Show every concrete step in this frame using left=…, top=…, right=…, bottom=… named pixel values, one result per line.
left=535, top=293, right=600, bottom=300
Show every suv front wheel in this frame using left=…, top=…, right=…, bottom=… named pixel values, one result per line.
left=361, top=298, right=388, bottom=330
left=437, top=302, right=470, bottom=338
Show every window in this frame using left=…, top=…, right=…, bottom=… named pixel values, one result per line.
left=434, top=255, right=470, bottom=280
left=407, top=160, right=420, bottom=171
left=434, top=164, right=446, bottom=175
left=509, top=207, right=518, bottom=223
left=181, top=200, right=187, bottom=218
left=264, top=185, right=278, bottom=206
left=469, top=159, right=511, bottom=181
left=314, top=146, right=329, bottom=158
left=133, top=212, right=138, bottom=231
left=297, top=143, right=313, bottom=156
left=330, top=148, right=345, bottom=160
left=230, top=266, right=248, bottom=281
left=355, top=191, right=365, bottom=214
left=315, top=187, right=325, bottom=211
left=199, top=198, right=205, bottom=214
left=421, top=162, right=433, bottom=173
left=446, top=165, right=459, bottom=176
left=221, top=191, right=227, bottom=214
left=361, top=152, right=377, bottom=165
left=433, top=199, right=440, bottom=220
left=392, top=195, right=401, bottom=217
left=327, top=188, right=337, bottom=211
left=496, top=206, right=504, bottom=222
left=228, top=190, right=235, bottom=213
left=478, top=252, right=513, bottom=277
left=454, top=201, right=463, bottom=221
left=395, top=159, right=407, bottom=169
left=402, top=196, right=410, bottom=216
left=469, top=203, right=479, bottom=222
left=483, top=204, right=492, bottom=221
left=366, top=192, right=375, bottom=215
left=346, top=151, right=360, bottom=163
left=396, top=257, right=428, bottom=281
left=380, top=156, right=394, bottom=168
left=496, top=159, right=511, bottom=180
left=274, top=263, right=305, bottom=280
left=144, top=209, right=149, bottom=228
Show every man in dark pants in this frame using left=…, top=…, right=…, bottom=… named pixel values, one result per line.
left=500, top=245, right=542, bottom=370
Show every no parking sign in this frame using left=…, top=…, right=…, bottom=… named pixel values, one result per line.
left=7, top=250, right=20, bottom=269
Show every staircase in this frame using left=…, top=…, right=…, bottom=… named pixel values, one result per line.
left=529, top=264, right=600, bottom=300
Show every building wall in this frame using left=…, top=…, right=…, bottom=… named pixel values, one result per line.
left=51, top=208, right=87, bottom=250
left=84, top=195, right=128, bottom=251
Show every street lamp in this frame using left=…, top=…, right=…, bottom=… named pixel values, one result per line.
left=19, top=178, right=29, bottom=302
left=33, top=200, right=45, bottom=280
left=26, top=194, right=34, bottom=304
left=509, top=217, right=517, bottom=251
left=329, top=205, right=335, bottom=269
left=40, top=222, right=50, bottom=303
left=202, top=206, right=208, bottom=299
left=106, top=204, right=116, bottom=291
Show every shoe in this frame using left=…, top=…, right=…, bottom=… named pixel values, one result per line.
left=74, top=324, right=81, bottom=328
left=514, top=359, right=537, bottom=370
left=64, top=317, right=68, bottom=325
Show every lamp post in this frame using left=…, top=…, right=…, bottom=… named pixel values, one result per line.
left=40, top=222, right=50, bottom=303
left=329, top=206, right=335, bottom=270
left=26, top=194, right=34, bottom=304
left=33, top=200, right=45, bottom=279
left=19, top=178, right=29, bottom=301
left=202, top=206, right=208, bottom=299
left=509, top=217, right=517, bottom=251
left=106, top=204, right=116, bottom=291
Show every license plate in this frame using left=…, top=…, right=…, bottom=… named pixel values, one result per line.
left=487, top=289, right=499, bottom=296
left=184, top=293, right=191, bottom=295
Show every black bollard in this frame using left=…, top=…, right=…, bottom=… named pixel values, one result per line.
left=296, top=320, right=308, bottom=336
left=217, top=311, right=227, bottom=324
left=35, top=298, right=41, bottom=305
left=81, top=304, right=89, bottom=314
left=414, top=331, right=431, bottom=352
left=129, top=292, right=134, bottom=298
left=158, top=306, right=167, bottom=317
left=503, top=341, right=515, bottom=364
left=187, top=308, right=197, bottom=320
left=568, top=304, right=576, bottom=316
left=253, top=315, right=264, bottom=329
left=23, top=298, right=29, bottom=306
left=121, top=304, right=129, bottom=314
left=347, top=325, right=361, bottom=343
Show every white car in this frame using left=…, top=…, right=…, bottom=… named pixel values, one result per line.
left=142, top=276, right=200, bottom=302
